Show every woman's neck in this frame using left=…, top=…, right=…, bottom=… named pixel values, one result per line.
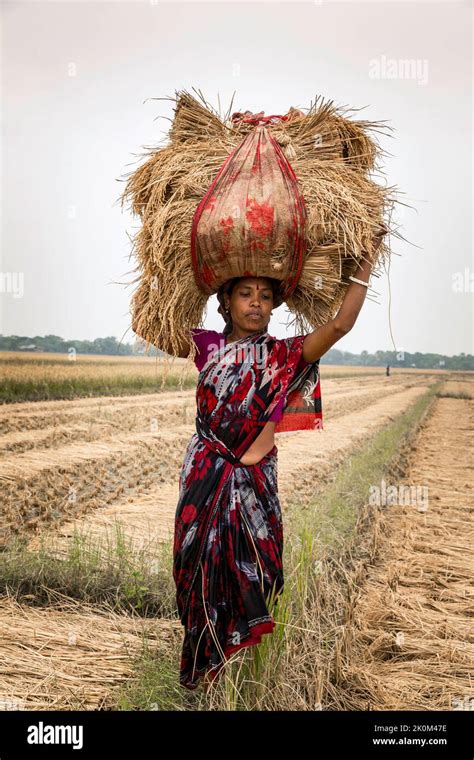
left=225, top=326, right=267, bottom=344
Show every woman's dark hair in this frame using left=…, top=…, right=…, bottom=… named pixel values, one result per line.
left=216, top=276, right=283, bottom=336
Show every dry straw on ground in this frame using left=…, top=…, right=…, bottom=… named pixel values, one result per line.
left=330, top=395, right=474, bottom=711
left=120, top=88, right=402, bottom=361
left=0, top=592, right=179, bottom=710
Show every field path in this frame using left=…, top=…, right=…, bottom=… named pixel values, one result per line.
left=338, top=394, right=473, bottom=710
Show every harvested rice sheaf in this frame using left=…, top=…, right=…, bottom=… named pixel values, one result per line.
left=120, top=88, right=402, bottom=360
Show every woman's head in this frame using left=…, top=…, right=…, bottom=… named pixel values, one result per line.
left=217, top=276, right=282, bottom=336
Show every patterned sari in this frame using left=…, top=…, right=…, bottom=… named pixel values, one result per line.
left=173, top=329, right=323, bottom=689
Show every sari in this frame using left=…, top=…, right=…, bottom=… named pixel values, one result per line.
left=172, top=329, right=323, bottom=689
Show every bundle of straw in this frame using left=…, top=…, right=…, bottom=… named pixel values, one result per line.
left=120, top=88, right=399, bottom=358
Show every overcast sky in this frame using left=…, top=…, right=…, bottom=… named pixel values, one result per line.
left=1, top=0, right=472, bottom=356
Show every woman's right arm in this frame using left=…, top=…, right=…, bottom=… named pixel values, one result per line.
left=302, top=229, right=386, bottom=363
left=302, top=257, right=372, bottom=362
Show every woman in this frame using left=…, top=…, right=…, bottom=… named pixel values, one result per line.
left=172, top=254, right=375, bottom=690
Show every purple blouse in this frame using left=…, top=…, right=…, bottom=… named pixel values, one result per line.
left=191, top=328, right=287, bottom=421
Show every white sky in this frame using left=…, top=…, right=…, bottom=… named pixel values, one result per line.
left=1, top=0, right=472, bottom=356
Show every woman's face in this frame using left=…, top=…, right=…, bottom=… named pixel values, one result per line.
left=224, top=277, right=274, bottom=332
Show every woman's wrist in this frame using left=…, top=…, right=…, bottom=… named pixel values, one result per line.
left=352, top=262, right=372, bottom=284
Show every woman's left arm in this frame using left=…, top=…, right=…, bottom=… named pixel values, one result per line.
left=302, top=235, right=384, bottom=363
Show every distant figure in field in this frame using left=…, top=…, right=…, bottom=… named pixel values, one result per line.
left=386, top=364, right=390, bottom=376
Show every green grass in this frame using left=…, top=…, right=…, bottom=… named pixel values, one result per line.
left=110, top=637, right=202, bottom=711
left=0, top=524, right=177, bottom=617
left=0, top=375, right=197, bottom=403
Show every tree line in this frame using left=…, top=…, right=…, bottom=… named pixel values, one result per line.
left=0, top=334, right=472, bottom=370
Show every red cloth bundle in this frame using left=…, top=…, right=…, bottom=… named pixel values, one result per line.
left=190, top=122, right=307, bottom=301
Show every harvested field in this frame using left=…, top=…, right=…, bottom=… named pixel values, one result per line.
left=0, top=365, right=471, bottom=710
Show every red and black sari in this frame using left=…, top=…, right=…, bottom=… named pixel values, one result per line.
left=172, top=329, right=323, bottom=689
